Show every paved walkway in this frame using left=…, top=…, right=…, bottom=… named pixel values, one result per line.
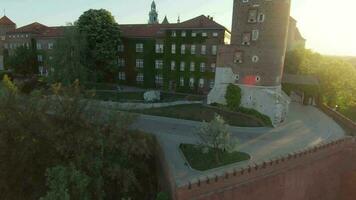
left=131, top=103, right=346, bottom=186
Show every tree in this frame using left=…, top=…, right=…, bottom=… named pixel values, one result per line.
left=0, top=80, right=158, bottom=199
left=225, top=84, right=241, bottom=111
left=6, top=40, right=38, bottom=76
left=196, top=115, right=237, bottom=163
left=48, top=27, right=89, bottom=86
left=77, top=9, right=121, bottom=82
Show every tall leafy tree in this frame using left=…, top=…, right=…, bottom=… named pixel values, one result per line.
left=49, top=27, right=89, bottom=86
left=77, top=9, right=121, bottom=83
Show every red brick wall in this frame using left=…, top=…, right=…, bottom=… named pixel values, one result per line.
left=174, top=138, right=356, bottom=200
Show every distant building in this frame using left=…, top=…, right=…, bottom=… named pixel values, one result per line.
left=0, top=16, right=16, bottom=70
left=0, top=20, right=65, bottom=75
left=208, top=0, right=292, bottom=126
left=287, top=17, right=306, bottom=51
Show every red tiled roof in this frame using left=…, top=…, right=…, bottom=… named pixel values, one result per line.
left=120, top=15, right=226, bottom=38
left=8, top=22, right=65, bottom=38
left=0, top=16, right=16, bottom=26
left=177, top=15, right=226, bottom=29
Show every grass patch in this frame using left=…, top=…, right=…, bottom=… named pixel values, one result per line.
left=92, top=91, right=205, bottom=103
left=339, top=108, right=356, bottom=122
left=180, top=144, right=250, bottom=171
left=136, top=104, right=264, bottom=127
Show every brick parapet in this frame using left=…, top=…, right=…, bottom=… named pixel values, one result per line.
left=175, top=137, right=356, bottom=200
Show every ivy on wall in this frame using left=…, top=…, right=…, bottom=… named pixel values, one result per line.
left=282, top=83, right=320, bottom=104
left=118, top=29, right=217, bottom=94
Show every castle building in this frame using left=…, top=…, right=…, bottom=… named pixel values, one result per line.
left=287, top=17, right=306, bottom=51
left=118, top=15, right=231, bottom=93
left=0, top=16, right=16, bottom=70
left=208, top=0, right=293, bottom=126
left=0, top=19, right=65, bottom=75
left=148, top=0, right=159, bottom=24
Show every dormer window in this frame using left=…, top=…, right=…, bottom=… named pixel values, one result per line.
left=242, top=33, right=251, bottom=45
left=248, top=9, right=258, bottom=23
left=234, top=52, right=243, bottom=63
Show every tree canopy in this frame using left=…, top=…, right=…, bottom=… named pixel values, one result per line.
left=0, top=79, right=158, bottom=199
left=77, top=9, right=121, bottom=82
left=49, top=27, right=88, bottom=86
left=284, top=48, right=356, bottom=120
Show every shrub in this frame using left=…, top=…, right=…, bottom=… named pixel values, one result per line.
left=156, top=192, right=170, bottom=200
left=225, top=84, right=241, bottom=111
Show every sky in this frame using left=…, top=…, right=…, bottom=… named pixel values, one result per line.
left=1, top=0, right=355, bottom=56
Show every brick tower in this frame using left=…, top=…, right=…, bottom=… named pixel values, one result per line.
left=208, top=0, right=292, bottom=126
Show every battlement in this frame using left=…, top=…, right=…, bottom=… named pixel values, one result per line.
left=175, top=137, right=356, bottom=200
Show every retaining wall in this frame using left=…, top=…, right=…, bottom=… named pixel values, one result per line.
left=319, top=105, right=356, bottom=135
left=173, top=137, right=356, bottom=200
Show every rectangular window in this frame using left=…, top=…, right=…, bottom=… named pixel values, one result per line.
left=155, top=74, right=163, bottom=85
left=248, top=9, right=258, bottom=23
left=212, top=45, right=217, bottom=55
left=213, top=32, right=218, bottom=37
left=180, top=77, right=184, bottom=86
left=181, top=44, right=186, bottom=54
left=171, top=61, right=176, bottom=71
left=0, top=36, right=5, bottom=41
left=172, top=31, right=177, bottom=37
left=180, top=62, right=185, bottom=71
left=118, top=72, right=126, bottom=80
left=118, top=58, right=125, bottom=67
left=189, top=77, right=195, bottom=88
left=136, top=73, right=144, bottom=82
left=191, top=45, right=196, bottom=55
left=37, top=55, right=43, bottom=62
left=118, top=44, right=124, bottom=52
left=155, top=43, right=164, bottom=53
left=199, top=78, right=205, bottom=88
left=252, top=30, right=259, bottom=41
left=136, top=59, right=144, bottom=68
left=211, top=63, right=216, bottom=72
left=136, top=43, right=143, bottom=53
left=202, top=32, right=208, bottom=37
left=181, top=31, right=186, bottom=37
left=201, top=45, right=206, bottom=55
left=192, top=32, right=197, bottom=37
left=155, top=60, right=163, bottom=69
left=190, top=62, right=195, bottom=72
left=200, top=63, right=206, bottom=72
left=171, top=44, right=176, bottom=54
left=258, top=13, right=265, bottom=23
left=48, top=43, right=54, bottom=49
left=37, top=43, right=42, bottom=50
left=242, top=33, right=251, bottom=45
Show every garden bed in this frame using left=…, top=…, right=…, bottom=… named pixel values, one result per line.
left=180, top=144, right=250, bottom=171
left=135, top=104, right=264, bottom=127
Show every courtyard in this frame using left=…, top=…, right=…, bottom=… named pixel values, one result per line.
left=131, top=102, right=346, bottom=186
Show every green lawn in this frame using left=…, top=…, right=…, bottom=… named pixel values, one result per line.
left=180, top=144, right=250, bottom=171
left=136, top=104, right=265, bottom=127
left=93, top=91, right=205, bottom=103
